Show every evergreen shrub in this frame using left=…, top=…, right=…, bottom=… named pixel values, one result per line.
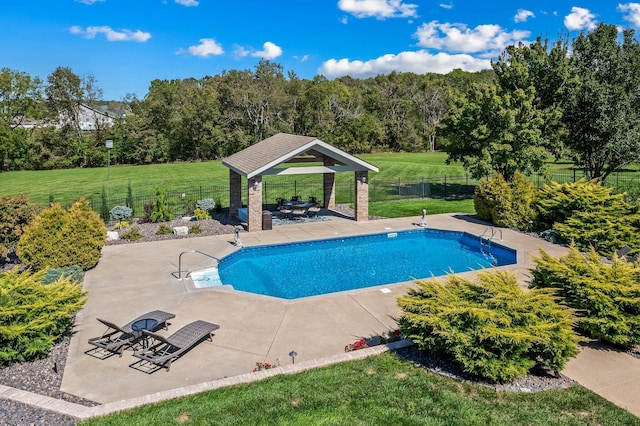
left=109, top=205, right=133, bottom=223
left=17, top=199, right=106, bottom=271
left=535, top=179, right=625, bottom=229
left=120, top=227, right=143, bottom=241
left=530, top=247, right=640, bottom=348
left=42, top=265, right=83, bottom=285
left=397, top=270, right=579, bottom=382
left=151, top=186, right=172, bottom=223
left=196, top=198, right=215, bottom=214
left=0, top=194, right=39, bottom=261
left=0, top=269, right=86, bottom=365
left=156, top=224, right=173, bottom=235
left=536, top=180, right=640, bottom=254
left=193, top=208, right=211, bottom=220
left=189, top=224, right=202, bottom=234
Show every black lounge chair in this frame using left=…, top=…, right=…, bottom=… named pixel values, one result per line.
left=133, top=320, right=220, bottom=372
left=87, top=310, right=175, bottom=357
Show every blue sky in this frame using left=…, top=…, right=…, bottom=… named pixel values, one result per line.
left=2, top=1, right=637, bottom=100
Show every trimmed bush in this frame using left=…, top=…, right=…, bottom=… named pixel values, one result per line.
left=397, top=270, right=579, bottom=382
left=0, top=269, right=86, bottom=365
left=193, top=208, right=211, bottom=220
left=196, top=198, right=216, bottom=213
left=474, top=173, right=511, bottom=222
left=536, top=179, right=626, bottom=229
left=189, top=224, right=202, bottom=234
left=0, top=194, right=39, bottom=261
left=17, top=199, right=107, bottom=271
left=473, top=172, right=538, bottom=230
left=109, top=205, right=133, bottom=223
left=530, top=247, right=640, bottom=348
left=535, top=180, right=640, bottom=255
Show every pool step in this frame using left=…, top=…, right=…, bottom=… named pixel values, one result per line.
left=190, top=267, right=223, bottom=288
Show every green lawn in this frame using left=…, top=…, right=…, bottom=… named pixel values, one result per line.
left=81, top=351, right=636, bottom=425
left=369, top=198, right=475, bottom=218
left=0, top=152, right=466, bottom=206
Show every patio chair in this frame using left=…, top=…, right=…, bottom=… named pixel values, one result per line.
left=133, top=320, right=220, bottom=372
left=292, top=207, right=306, bottom=220
left=87, top=310, right=175, bottom=357
left=306, top=205, right=321, bottom=217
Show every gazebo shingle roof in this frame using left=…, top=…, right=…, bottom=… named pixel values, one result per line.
left=222, top=133, right=378, bottom=178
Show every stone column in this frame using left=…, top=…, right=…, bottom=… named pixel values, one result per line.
left=229, top=170, right=242, bottom=216
left=354, top=171, right=369, bottom=222
left=323, top=157, right=336, bottom=209
left=247, top=176, right=262, bottom=232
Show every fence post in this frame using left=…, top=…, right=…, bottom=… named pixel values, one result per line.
left=372, top=178, right=376, bottom=202
left=421, top=176, right=425, bottom=198
left=444, top=175, right=447, bottom=198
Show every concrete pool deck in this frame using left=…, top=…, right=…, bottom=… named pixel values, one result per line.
left=50, top=213, right=640, bottom=417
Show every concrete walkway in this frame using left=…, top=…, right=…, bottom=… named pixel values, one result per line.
left=2, top=213, right=639, bottom=420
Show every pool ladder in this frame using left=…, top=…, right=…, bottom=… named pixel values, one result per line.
left=479, top=226, right=502, bottom=252
left=173, top=250, right=221, bottom=280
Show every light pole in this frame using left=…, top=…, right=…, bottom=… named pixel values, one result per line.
left=105, top=140, right=113, bottom=199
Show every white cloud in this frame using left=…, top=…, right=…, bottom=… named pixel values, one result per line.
left=251, top=41, right=283, bottom=59
left=340, top=16, right=349, bottom=24
left=564, top=7, right=597, bottom=31
left=233, top=45, right=250, bottom=58
left=618, top=3, right=640, bottom=27
left=439, top=3, right=453, bottom=10
left=176, top=0, right=199, bottom=5
left=414, top=21, right=529, bottom=54
left=319, top=50, right=490, bottom=78
left=75, top=0, right=104, bottom=4
left=183, top=38, right=224, bottom=57
left=69, top=26, right=151, bottom=42
left=514, top=9, right=535, bottom=23
left=338, top=0, right=418, bottom=19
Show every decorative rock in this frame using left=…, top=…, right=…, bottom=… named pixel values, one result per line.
left=106, top=231, right=119, bottom=241
left=173, top=226, right=189, bottom=236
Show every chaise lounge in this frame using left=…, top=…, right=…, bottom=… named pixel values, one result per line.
left=87, top=310, right=176, bottom=358
left=132, top=320, right=220, bottom=372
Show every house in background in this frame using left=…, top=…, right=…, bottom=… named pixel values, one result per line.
left=70, top=104, right=118, bottom=131
left=13, top=104, right=122, bottom=131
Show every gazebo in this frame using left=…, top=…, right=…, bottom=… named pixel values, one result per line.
left=222, top=133, right=379, bottom=232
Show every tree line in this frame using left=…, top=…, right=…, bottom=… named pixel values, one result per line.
left=1, top=23, right=639, bottom=183
left=0, top=61, right=489, bottom=171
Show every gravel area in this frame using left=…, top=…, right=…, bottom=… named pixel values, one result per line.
left=395, top=346, right=577, bottom=392
left=0, top=336, right=96, bottom=426
left=105, top=213, right=241, bottom=246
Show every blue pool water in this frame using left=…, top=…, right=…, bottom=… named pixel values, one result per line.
left=210, top=228, right=516, bottom=299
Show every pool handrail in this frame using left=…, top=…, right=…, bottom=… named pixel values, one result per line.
left=173, top=250, right=221, bottom=280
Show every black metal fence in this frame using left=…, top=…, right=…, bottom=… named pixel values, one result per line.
left=81, top=169, right=640, bottom=220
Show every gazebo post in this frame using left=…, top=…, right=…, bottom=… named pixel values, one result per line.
left=229, top=170, right=242, bottom=216
left=247, top=176, right=262, bottom=232
left=354, top=171, right=369, bottom=222
left=323, top=157, right=336, bottom=209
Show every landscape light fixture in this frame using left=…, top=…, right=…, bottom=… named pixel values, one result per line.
left=289, top=350, right=297, bottom=364
left=105, top=140, right=113, bottom=200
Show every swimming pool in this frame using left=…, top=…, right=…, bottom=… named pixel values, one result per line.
left=199, top=228, right=516, bottom=299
